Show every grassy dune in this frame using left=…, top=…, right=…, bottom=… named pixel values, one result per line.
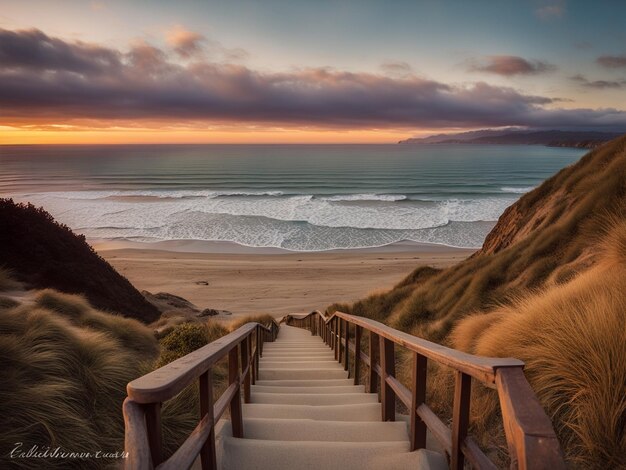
left=0, top=290, right=158, bottom=469
left=0, top=287, right=276, bottom=469
left=330, top=135, right=626, bottom=467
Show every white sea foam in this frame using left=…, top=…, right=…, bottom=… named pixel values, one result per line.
left=322, top=194, right=407, bottom=202
left=500, top=186, right=535, bottom=194
left=14, top=190, right=517, bottom=251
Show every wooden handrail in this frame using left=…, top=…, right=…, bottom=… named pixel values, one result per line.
left=123, top=318, right=280, bottom=470
left=285, top=311, right=565, bottom=470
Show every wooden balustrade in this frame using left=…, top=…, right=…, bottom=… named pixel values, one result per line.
left=123, top=319, right=280, bottom=470
left=285, top=311, right=565, bottom=470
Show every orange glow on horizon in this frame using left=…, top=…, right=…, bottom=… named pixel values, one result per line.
left=0, top=127, right=441, bottom=145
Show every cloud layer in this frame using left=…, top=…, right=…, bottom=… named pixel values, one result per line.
left=596, top=54, right=626, bottom=69
left=468, top=55, right=556, bottom=76
left=1, top=28, right=626, bottom=131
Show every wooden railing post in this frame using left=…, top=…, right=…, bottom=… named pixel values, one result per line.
left=380, top=337, right=396, bottom=422
left=451, top=371, right=471, bottom=470
left=199, top=371, right=217, bottom=470
left=144, top=402, right=163, bottom=466
left=368, top=331, right=379, bottom=394
left=343, top=320, right=350, bottom=372
left=249, top=335, right=255, bottom=385
left=255, top=327, right=260, bottom=378
left=229, top=346, right=244, bottom=438
left=410, top=353, right=428, bottom=451
left=354, top=325, right=362, bottom=385
left=241, top=336, right=251, bottom=403
left=336, top=317, right=342, bottom=362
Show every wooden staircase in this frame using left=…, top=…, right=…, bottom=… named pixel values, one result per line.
left=123, top=311, right=566, bottom=470
left=216, top=324, right=447, bottom=469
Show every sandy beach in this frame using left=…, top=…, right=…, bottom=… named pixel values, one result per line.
left=96, top=240, right=473, bottom=322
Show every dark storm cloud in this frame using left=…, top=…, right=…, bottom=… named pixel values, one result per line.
left=1, top=28, right=626, bottom=130
left=596, top=54, right=626, bottom=69
left=468, top=55, right=556, bottom=76
left=0, top=28, right=122, bottom=74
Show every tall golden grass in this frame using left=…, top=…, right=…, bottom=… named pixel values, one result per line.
left=0, top=288, right=237, bottom=468
left=229, top=313, right=276, bottom=331
left=0, top=290, right=159, bottom=469
left=0, top=267, right=21, bottom=291
left=450, top=261, right=626, bottom=468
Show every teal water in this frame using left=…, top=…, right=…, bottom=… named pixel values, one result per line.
left=0, top=144, right=585, bottom=251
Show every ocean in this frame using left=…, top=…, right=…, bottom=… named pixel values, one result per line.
left=0, top=144, right=585, bottom=251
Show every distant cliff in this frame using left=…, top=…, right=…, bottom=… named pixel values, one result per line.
left=0, top=199, right=159, bottom=323
left=399, top=129, right=623, bottom=149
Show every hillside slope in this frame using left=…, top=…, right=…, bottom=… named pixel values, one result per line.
left=332, top=134, right=625, bottom=342
left=0, top=199, right=159, bottom=323
left=331, top=134, right=626, bottom=467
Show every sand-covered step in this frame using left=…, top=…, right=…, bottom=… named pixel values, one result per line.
left=251, top=384, right=365, bottom=394
left=260, top=355, right=335, bottom=362
left=242, top=403, right=381, bottom=421
left=257, top=361, right=341, bottom=369
left=254, top=378, right=355, bottom=387
left=251, top=392, right=378, bottom=406
left=263, top=348, right=331, bottom=353
left=259, top=368, right=349, bottom=380
left=261, top=352, right=335, bottom=361
left=240, top=418, right=409, bottom=442
left=219, top=437, right=436, bottom=470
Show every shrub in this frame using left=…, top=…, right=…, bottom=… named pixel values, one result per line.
left=229, top=314, right=276, bottom=331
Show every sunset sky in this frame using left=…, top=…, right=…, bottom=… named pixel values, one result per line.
left=1, top=0, right=626, bottom=144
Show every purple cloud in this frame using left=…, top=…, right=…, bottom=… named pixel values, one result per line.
left=596, top=54, right=626, bottom=69
left=166, top=26, right=206, bottom=58
left=571, top=74, right=626, bottom=89
left=0, top=28, right=625, bottom=131
left=468, top=55, right=556, bottom=76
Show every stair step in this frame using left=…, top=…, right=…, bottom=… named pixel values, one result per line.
left=263, top=345, right=330, bottom=352
left=242, top=403, right=381, bottom=421
left=251, top=385, right=365, bottom=394
left=260, top=355, right=336, bottom=362
left=254, top=379, right=355, bottom=387
left=219, top=437, right=446, bottom=470
left=251, top=392, right=378, bottom=406
left=258, top=361, right=342, bottom=369
left=220, top=325, right=448, bottom=470
left=239, top=418, right=408, bottom=442
left=259, top=368, right=349, bottom=380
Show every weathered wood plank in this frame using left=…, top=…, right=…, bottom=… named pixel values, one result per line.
left=354, top=325, right=362, bottom=386
left=368, top=331, right=379, bottom=394
left=199, top=371, right=216, bottom=470
left=451, top=371, right=471, bottom=470
left=229, top=347, right=243, bottom=438
left=380, top=337, right=396, bottom=421
left=123, top=399, right=151, bottom=470
left=496, top=367, right=566, bottom=470
left=410, top=352, right=428, bottom=452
